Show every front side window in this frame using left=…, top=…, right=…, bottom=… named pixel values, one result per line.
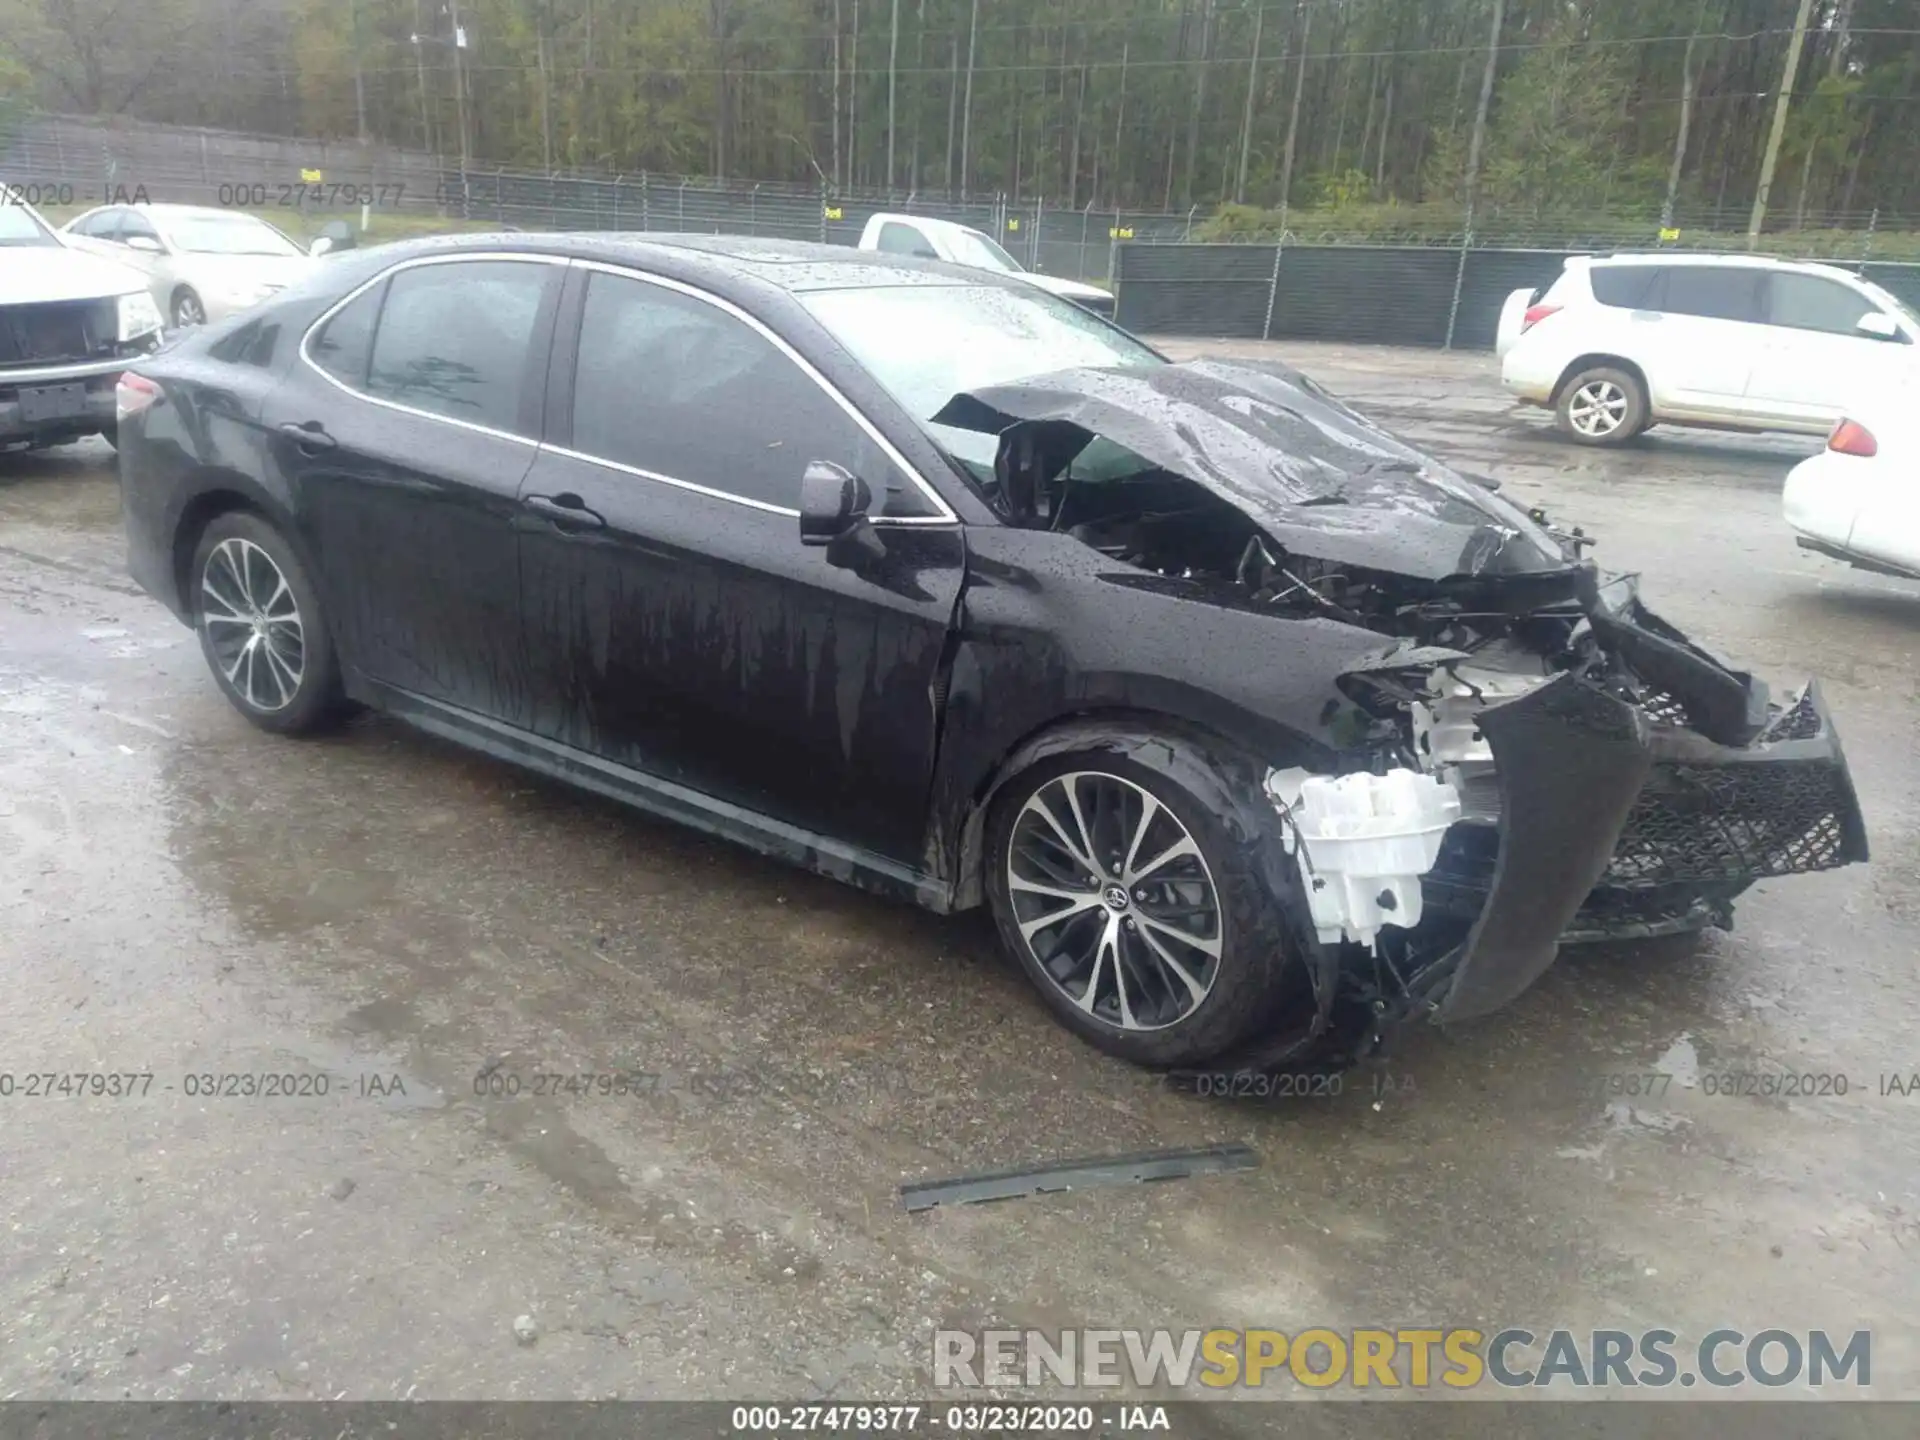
left=1766, top=273, right=1879, bottom=336
left=876, top=222, right=930, bottom=256
left=119, top=212, right=162, bottom=246
left=571, top=270, right=910, bottom=512
left=367, top=260, right=551, bottom=435
left=949, top=227, right=1023, bottom=273
left=1661, top=266, right=1766, bottom=324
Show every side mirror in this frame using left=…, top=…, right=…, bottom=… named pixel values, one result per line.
left=124, top=234, right=163, bottom=254
left=318, top=219, right=357, bottom=253
left=799, top=460, right=887, bottom=568
left=1857, top=311, right=1900, bottom=341
left=799, top=460, right=872, bottom=544
left=308, top=235, right=334, bottom=257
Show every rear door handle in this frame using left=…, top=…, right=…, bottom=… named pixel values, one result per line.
left=523, top=492, right=606, bottom=530
left=278, top=420, right=337, bottom=453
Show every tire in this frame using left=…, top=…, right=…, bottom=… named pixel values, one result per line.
left=985, top=747, right=1308, bottom=1067
left=190, top=511, right=345, bottom=735
left=171, top=288, right=206, bottom=328
left=1555, top=365, right=1648, bottom=446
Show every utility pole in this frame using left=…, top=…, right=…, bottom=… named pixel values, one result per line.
left=1278, top=1, right=1312, bottom=222
left=1749, top=0, right=1815, bottom=245
left=449, top=0, right=472, bottom=172
left=412, top=0, right=436, bottom=154
left=832, top=0, right=843, bottom=190
left=959, top=0, right=978, bottom=194
left=1234, top=0, right=1263, bottom=203
left=886, top=0, right=900, bottom=189
left=349, top=0, right=368, bottom=142
left=1461, top=0, right=1504, bottom=230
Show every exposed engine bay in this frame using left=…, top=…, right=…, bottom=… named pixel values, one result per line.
left=937, top=359, right=1870, bottom=1066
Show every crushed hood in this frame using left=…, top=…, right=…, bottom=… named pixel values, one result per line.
left=933, top=359, right=1575, bottom=582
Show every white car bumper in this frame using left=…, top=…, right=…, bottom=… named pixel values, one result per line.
left=1782, top=450, right=1859, bottom=550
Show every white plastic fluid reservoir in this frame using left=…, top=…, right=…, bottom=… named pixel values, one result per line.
left=1266, top=768, right=1463, bottom=949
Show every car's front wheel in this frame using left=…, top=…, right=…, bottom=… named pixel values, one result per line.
left=191, top=511, right=345, bottom=734
left=1556, top=365, right=1647, bottom=446
left=171, top=288, right=206, bottom=328
left=985, top=751, right=1306, bottom=1067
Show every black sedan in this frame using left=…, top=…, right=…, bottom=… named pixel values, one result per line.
left=116, top=234, right=1868, bottom=1073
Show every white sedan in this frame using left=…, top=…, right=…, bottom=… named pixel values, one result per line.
left=1783, top=401, right=1920, bottom=580
left=62, top=204, right=324, bottom=329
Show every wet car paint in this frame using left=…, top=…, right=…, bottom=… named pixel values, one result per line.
left=116, top=234, right=1866, bottom=1057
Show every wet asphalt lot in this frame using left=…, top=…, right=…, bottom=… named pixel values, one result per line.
left=2, top=339, right=1917, bottom=1412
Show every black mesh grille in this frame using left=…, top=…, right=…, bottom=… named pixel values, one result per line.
left=1760, top=688, right=1825, bottom=742
left=1604, top=759, right=1853, bottom=885
left=0, top=300, right=116, bottom=367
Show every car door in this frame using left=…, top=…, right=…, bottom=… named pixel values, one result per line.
left=262, top=253, right=565, bottom=728
left=1637, top=265, right=1767, bottom=416
left=1745, top=272, right=1915, bottom=428
left=514, top=261, right=965, bottom=864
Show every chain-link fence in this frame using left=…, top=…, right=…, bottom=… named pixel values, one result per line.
left=0, top=111, right=1203, bottom=285
left=1114, top=240, right=1920, bottom=351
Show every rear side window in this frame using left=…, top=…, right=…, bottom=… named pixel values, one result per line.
left=308, top=282, right=383, bottom=387
left=1590, top=265, right=1662, bottom=310
left=367, top=260, right=551, bottom=435
left=876, top=222, right=929, bottom=256
left=570, top=270, right=911, bottom=512
left=1766, top=273, right=1878, bottom=336
left=1661, top=267, right=1765, bottom=324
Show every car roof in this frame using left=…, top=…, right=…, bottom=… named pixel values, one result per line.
left=866, top=213, right=987, bottom=241
left=328, top=230, right=1023, bottom=296
left=1581, top=251, right=1863, bottom=281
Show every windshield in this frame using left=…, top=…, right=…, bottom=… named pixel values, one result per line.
left=948, top=227, right=1025, bottom=273
left=800, top=282, right=1162, bottom=473
left=165, top=214, right=303, bottom=257
left=0, top=201, right=60, bottom=248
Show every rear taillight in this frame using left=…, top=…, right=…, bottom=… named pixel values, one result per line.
left=1521, top=303, right=1562, bottom=333
left=1829, top=418, right=1878, bottom=457
left=116, top=372, right=161, bottom=423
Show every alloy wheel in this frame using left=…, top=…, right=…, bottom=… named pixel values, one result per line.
left=173, top=292, right=205, bottom=327
left=1005, top=771, right=1223, bottom=1031
left=200, top=537, right=306, bottom=713
left=1567, top=379, right=1629, bottom=438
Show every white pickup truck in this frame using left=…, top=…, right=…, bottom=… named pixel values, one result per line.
left=856, top=213, right=1116, bottom=319
left=0, top=194, right=165, bottom=451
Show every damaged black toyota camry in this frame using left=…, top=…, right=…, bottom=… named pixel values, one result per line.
left=116, top=234, right=1868, bottom=1073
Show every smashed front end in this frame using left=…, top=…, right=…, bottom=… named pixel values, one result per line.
left=938, top=359, right=1870, bottom=1061
left=1332, top=574, right=1868, bottom=1032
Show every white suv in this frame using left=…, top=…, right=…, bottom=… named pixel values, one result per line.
left=1497, top=253, right=1920, bottom=446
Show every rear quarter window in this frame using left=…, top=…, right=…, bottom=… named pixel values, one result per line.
left=1590, top=265, right=1663, bottom=310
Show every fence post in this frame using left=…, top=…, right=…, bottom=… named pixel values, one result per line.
left=1863, top=207, right=1879, bottom=265
left=750, top=182, right=760, bottom=235
left=1443, top=227, right=1472, bottom=351
left=679, top=178, right=687, bottom=227
left=1109, top=209, right=1120, bottom=287
left=1185, top=205, right=1197, bottom=240
left=641, top=173, right=650, bottom=231
left=496, top=167, right=505, bottom=225
left=1032, top=194, right=1043, bottom=269
left=612, top=174, right=623, bottom=230
left=1261, top=240, right=1284, bottom=342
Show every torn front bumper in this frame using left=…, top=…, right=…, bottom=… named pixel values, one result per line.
left=1407, top=674, right=1868, bottom=1024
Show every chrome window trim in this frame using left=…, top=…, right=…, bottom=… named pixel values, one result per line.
left=568, top=258, right=960, bottom=527
left=297, top=250, right=570, bottom=449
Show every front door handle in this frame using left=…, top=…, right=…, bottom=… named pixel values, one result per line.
left=278, top=420, right=337, bottom=454
left=523, top=492, right=606, bottom=530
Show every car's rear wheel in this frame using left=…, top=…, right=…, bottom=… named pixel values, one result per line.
left=1556, top=365, right=1647, bottom=446
left=985, top=751, right=1304, bottom=1067
left=191, top=511, right=345, bottom=735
